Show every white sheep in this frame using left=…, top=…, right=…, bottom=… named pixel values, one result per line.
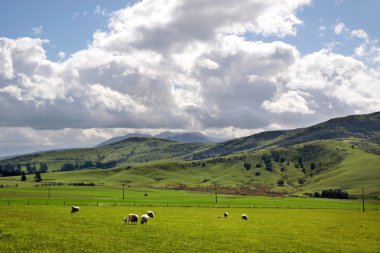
left=71, top=206, right=80, bottom=213
left=147, top=210, right=154, bottom=218
left=141, top=214, right=149, bottom=224
left=126, top=214, right=139, bottom=224
left=242, top=214, right=248, bottom=220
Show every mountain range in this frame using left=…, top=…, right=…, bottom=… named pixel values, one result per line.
left=95, top=131, right=226, bottom=147
left=1, top=112, right=379, bottom=197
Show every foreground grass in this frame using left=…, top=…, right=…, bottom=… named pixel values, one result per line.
left=0, top=205, right=379, bottom=253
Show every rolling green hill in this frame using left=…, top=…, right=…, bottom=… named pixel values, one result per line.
left=1, top=112, right=379, bottom=197
left=191, top=111, right=380, bottom=159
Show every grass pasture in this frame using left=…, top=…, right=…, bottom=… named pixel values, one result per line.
left=0, top=205, right=379, bottom=253
left=1, top=186, right=379, bottom=210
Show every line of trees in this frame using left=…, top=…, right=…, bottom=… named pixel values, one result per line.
left=314, top=188, right=350, bottom=199
left=60, top=160, right=117, bottom=171
left=0, top=163, right=48, bottom=177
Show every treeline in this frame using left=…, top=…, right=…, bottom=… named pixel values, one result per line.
left=0, top=163, right=48, bottom=177
left=60, top=160, right=117, bottom=171
left=310, top=188, right=350, bottom=199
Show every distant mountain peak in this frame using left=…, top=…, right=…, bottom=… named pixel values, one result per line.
left=95, top=131, right=227, bottom=147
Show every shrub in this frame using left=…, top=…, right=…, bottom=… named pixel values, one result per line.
left=243, top=162, right=252, bottom=170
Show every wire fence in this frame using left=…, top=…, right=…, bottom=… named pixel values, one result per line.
left=0, top=199, right=378, bottom=210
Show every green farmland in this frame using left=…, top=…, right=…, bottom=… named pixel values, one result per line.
left=0, top=186, right=379, bottom=210
left=0, top=186, right=380, bottom=252
left=0, top=205, right=379, bottom=253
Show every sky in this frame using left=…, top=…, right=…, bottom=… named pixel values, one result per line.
left=0, top=0, right=380, bottom=156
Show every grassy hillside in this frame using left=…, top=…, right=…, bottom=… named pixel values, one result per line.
left=0, top=112, right=379, bottom=197
left=1, top=138, right=211, bottom=171
left=1, top=139, right=379, bottom=197
left=191, top=111, right=380, bottom=159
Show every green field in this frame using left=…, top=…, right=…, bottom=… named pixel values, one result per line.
left=1, top=186, right=379, bottom=210
left=1, top=185, right=379, bottom=252
left=0, top=205, right=379, bottom=252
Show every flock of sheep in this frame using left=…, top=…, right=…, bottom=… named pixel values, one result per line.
left=71, top=206, right=249, bottom=224
left=223, top=212, right=248, bottom=220
left=123, top=211, right=155, bottom=225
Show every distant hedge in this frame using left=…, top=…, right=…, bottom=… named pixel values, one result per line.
left=314, top=188, right=349, bottom=199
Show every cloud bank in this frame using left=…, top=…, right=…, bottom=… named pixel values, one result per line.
left=0, top=0, right=379, bottom=155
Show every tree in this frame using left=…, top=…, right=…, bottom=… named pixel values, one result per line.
left=39, top=163, right=48, bottom=173
left=261, top=154, right=273, bottom=172
left=34, top=171, right=42, bottom=182
left=21, top=171, right=27, bottom=181
left=297, top=157, right=304, bottom=169
left=26, top=163, right=37, bottom=174
left=243, top=162, right=252, bottom=170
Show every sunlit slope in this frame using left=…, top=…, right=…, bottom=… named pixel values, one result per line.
left=302, top=148, right=380, bottom=196
left=3, top=139, right=378, bottom=197
left=2, top=138, right=211, bottom=170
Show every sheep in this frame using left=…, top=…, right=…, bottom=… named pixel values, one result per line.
left=147, top=210, right=154, bottom=218
left=224, top=212, right=228, bottom=218
left=71, top=206, right=80, bottom=213
left=126, top=214, right=139, bottom=224
left=140, top=214, right=149, bottom=224
left=242, top=214, right=248, bottom=220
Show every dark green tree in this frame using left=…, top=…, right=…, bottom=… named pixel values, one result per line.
left=34, top=171, right=42, bottom=182
left=243, top=162, right=252, bottom=170
left=21, top=171, right=27, bottom=181
left=39, top=163, right=48, bottom=173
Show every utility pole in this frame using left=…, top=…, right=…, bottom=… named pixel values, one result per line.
left=362, top=188, right=365, bottom=212
left=214, top=183, right=218, bottom=203
left=122, top=184, right=126, bottom=200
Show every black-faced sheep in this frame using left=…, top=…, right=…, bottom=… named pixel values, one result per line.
left=242, top=214, right=248, bottom=220
left=71, top=206, right=80, bottom=213
left=224, top=212, right=228, bottom=218
left=126, top=214, right=139, bottom=224
left=147, top=211, right=154, bottom=218
left=140, top=214, right=149, bottom=224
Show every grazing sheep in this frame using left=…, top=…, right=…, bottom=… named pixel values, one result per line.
left=141, top=214, right=149, bottom=224
left=242, top=214, right=248, bottom=220
left=71, top=206, right=80, bottom=213
left=224, top=212, right=228, bottom=218
left=127, top=214, right=139, bottom=224
left=147, top=211, right=154, bottom=218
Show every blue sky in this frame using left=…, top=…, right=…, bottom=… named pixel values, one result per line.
left=1, top=0, right=379, bottom=60
left=0, top=0, right=131, bottom=61
left=0, top=0, right=379, bottom=156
